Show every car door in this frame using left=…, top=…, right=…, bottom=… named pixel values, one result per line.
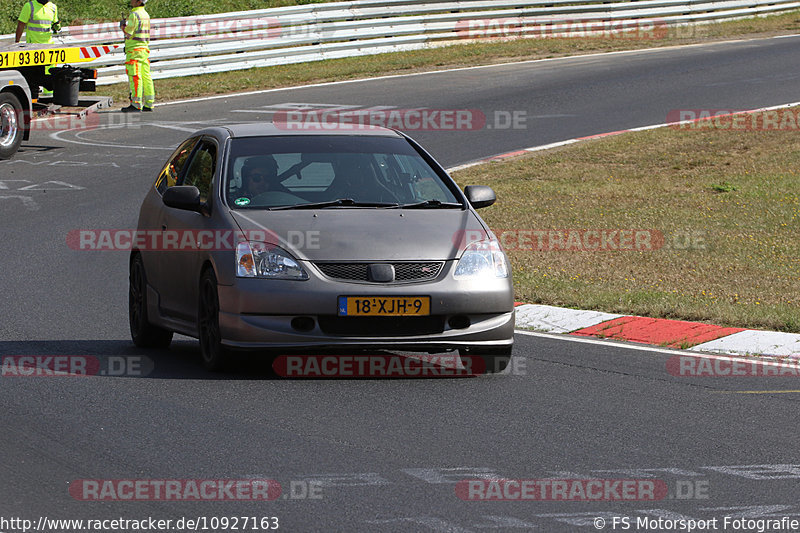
left=157, top=137, right=220, bottom=323
left=140, top=136, right=199, bottom=314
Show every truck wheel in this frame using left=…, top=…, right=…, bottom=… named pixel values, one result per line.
left=0, top=92, right=24, bottom=160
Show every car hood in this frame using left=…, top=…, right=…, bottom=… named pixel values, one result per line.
left=229, top=209, right=490, bottom=261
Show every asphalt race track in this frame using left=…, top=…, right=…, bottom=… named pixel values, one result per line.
left=2, top=36, right=800, bottom=532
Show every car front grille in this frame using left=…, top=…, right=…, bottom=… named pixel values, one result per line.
left=314, top=262, right=444, bottom=283
left=317, top=316, right=446, bottom=336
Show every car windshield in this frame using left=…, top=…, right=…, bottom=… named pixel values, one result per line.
left=225, top=135, right=462, bottom=209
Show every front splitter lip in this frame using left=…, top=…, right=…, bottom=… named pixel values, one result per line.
left=221, top=339, right=514, bottom=351
left=218, top=311, right=515, bottom=351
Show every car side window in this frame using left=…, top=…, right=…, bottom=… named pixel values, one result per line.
left=156, top=137, right=198, bottom=195
left=181, top=141, right=217, bottom=204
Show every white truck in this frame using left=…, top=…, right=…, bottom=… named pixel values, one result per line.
left=0, top=42, right=116, bottom=159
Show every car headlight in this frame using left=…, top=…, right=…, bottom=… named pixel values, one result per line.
left=236, top=242, right=309, bottom=280
left=454, top=239, right=509, bottom=279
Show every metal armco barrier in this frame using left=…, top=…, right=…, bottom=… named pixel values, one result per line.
left=1, top=0, right=798, bottom=85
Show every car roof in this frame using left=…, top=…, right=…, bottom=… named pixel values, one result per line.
left=193, top=122, right=405, bottom=139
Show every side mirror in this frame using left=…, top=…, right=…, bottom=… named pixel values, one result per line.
left=162, top=185, right=202, bottom=212
left=464, top=185, right=496, bottom=209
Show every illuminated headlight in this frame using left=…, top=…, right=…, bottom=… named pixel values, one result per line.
left=454, top=239, right=509, bottom=279
left=236, top=242, right=308, bottom=280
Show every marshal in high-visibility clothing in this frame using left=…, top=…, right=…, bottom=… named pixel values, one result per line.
left=15, top=0, right=61, bottom=96
left=120, top=0, right=154, bottom=112
left=15, top=0, right=60, bottom=45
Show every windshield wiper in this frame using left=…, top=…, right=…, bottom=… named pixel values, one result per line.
left=401, top=199, right=463, bottom=209
left=270, top=198, right=400, bottom=210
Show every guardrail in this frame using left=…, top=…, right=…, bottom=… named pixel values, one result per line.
left=1, top=0, right=798, bottom=85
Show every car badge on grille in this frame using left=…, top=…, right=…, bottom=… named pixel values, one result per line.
left=368, top=264, right=395, bottom=283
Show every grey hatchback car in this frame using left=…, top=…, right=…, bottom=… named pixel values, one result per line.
left=129, top=124, right=514, bottom=372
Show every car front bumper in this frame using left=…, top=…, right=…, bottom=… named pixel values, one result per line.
left=216, top=263, right=514, bottom=351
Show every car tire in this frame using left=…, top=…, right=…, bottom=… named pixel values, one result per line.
left=0, top=92, right=25, bottom=160
left=198, top=268, right=229, bottom=371
left=459, top=346, right=513, bottom=374
left=129, top=254, right=173, bottom=349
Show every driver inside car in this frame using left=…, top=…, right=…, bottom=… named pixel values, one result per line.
left=241, top=155, right=283, bottom=199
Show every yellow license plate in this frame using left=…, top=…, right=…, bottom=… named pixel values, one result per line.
left=338, top=296, right=430, bottom=316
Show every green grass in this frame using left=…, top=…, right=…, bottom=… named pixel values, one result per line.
left=1, top=0, right=333, bottom=34
left=452, top=114, right=800, bottom=333
left=711, top=181, right=738, bottom=193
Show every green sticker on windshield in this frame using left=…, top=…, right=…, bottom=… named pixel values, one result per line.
left=234, top=197, right=251, bottom=206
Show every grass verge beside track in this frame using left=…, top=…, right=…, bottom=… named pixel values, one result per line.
left=97, top=10, right=800, bottom=105
left=452, top=113, right=800, bottom=333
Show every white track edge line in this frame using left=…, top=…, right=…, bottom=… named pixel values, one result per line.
left=447, top=100, right=800, bottom=172
left=514, top=329, right=800, bottom=368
